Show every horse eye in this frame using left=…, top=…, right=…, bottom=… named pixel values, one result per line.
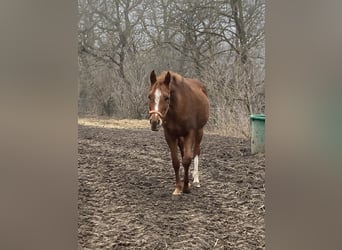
left=165, top=96, right=170, bottom=101
left=148, top=95, right=151, bottom=100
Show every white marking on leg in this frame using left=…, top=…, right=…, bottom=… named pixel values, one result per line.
left=193, top=155, right=200, bottom=187
left=154, top=88, right=161, bottom=112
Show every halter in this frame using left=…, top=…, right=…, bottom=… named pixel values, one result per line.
left=149, top=110, right=164, bottom=119
left=149, top=96, right=170, bottom=123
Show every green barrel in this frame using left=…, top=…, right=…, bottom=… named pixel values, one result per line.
left=250, top=114, right=265, bottom=154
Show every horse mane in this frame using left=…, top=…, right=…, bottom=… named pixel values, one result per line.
left=158, top=71, right=208, bottom=96
left=158, top=71, right=184, bottom=84
left=201, top=85, right=208, bottom=97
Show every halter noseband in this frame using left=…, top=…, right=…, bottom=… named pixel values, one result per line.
left=149, top=110, right=164, bottom=120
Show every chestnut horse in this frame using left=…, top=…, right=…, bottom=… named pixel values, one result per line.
left=148, top=70, right=209, bottom=196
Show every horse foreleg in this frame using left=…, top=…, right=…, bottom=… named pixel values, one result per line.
left=177, top=137, right=184, bottom=158
left=165, top=132, right=182, bottom=195
left=171, top=145, right=182, bottom=195
left=182, top=131, right=195, bottom=193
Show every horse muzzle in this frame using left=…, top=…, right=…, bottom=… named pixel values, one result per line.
left=150, top=116, right=162, bottom=131
left=149, top=111, right=163, bottom=131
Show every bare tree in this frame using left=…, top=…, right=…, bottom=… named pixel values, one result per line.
left=79, top=0, right=149, bottom=117
left=78, top=0, right=265, bottom=136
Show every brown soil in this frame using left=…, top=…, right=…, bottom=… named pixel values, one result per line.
left=78, top=125, right=265, bottom=249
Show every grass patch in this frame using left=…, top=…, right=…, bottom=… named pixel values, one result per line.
left=78, top=116, right=249, bottom=138
left=78, top=117, right=149, bottom=129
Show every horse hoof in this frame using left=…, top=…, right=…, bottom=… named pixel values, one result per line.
left=172, top=189, right=182, bottom=196
left=193, top=182, right=200, bottom=188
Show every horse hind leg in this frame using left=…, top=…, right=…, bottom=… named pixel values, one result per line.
left=193, top=155, right=200, bottom=187
left=193, top=129, right=203, bottom=188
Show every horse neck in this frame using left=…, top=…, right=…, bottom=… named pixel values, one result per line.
left=167, top=80, right=189, bottom=117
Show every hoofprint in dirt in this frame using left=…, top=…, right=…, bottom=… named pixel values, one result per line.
left=78, top=124, right=265, bottom=249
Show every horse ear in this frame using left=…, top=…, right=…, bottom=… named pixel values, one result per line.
left=164, top=71, right=171, bottom=86
left=150, top=70, right=156, bottom=85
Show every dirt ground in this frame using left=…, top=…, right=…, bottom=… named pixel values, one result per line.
left=78, top=123, right=265, bottom=249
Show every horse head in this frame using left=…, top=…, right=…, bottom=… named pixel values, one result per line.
left=148, top=70, right=171, bottom=131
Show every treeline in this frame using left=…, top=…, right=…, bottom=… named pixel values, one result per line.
left=78, top=0, right=265, bottom=137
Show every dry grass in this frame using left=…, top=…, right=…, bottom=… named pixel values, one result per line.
left=78, top=117, right=149, bottom=129
left=207, top=125, right=250, bottom=138
left=78, top=116, right=249, bottom=138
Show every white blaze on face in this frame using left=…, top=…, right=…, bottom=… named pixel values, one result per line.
left=193, top=155, right=200, bottom=187
left=154, top=88, right=161, bottom=112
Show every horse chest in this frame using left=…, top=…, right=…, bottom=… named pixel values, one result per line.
left=163, top=120, right=190, bottom=137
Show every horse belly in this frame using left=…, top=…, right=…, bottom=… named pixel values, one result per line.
left=193, top=101, right=209, bottom=128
